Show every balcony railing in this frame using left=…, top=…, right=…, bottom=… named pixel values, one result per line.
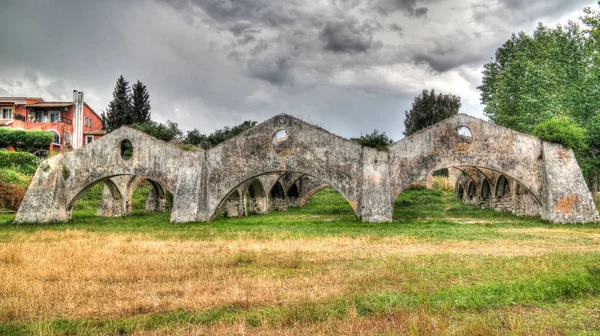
left=28, top=117, right=72, bottom=125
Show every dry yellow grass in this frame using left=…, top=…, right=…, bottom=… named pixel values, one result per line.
left=1, top=228, right=599, bottom=324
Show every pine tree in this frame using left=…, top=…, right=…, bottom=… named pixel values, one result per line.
left=131, top=80, right=151, bottom=124
left=403, top=89, right=461, bottom=136
left=102, top=75, right=132, bottom=132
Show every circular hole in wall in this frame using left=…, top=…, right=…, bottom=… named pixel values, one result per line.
left=457, top=126, right=472, bottom=140
left=120, top=139, right=133, bottom=160
left=272, top=129, right=290, bottom=143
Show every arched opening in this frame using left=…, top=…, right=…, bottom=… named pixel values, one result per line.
left=213, top=172, right=353, bottom=220
left=457, top=125, right=472, bottom=140
left=287, top=183, right=300, bottom=206
left=221, top=189, right=244, bottom=217
left=48, top=129, right=60, bottom=145
left=64, top=131, right=72, bottom=147
left=246, top=179, right=267, bottom=215
left=496, top=175, right=510, bottom=199
left=269, top=181, right=287, bottom=211
left=68, top=178, right=122, bottom=218
left=457, top=184, right=464, bottom=199
left=468, top=182, right=477, bottom=200
left=481, top=179, right=490, bottom=200
left=126, top=177, right=168, bottom=213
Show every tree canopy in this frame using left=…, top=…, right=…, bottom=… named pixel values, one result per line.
left=102, top=76, right=152, bottom=132
left=354, top=130, right=393, bottom=151
left=479, top=7, right=600, bottom=188
left=184, top=121, right=257, bottom=150
left=130, top=120, right=183, bottom=143
left=404, top=89, right=461, bottom=136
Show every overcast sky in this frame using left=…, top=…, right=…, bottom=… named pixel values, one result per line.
left=0, top=0, right=597, bottom=140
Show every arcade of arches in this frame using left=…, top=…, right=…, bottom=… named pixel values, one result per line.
left=15, top=113, right=599, bottom=224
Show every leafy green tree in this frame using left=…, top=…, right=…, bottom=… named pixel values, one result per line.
left=479, top=8, right=600, bottom=190
left=532, top=116, right=587, bottom=151
left=102, top=75, right=132, bottom=132
left=404, top=89, right=461, bottom=136
left=355, top=129, right=393, bottom=151
left=131, top=120, right=183, bottom=142
left=131, top=80, right=151, bottom=124
left=184, top=121, right=257, bottom=149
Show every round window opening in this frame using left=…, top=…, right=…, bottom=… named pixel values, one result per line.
left=457, top=126, right=472, bottom=139
left=273, top=129, right=290, bottom=143
left=120, top=139, right=133, bottom=160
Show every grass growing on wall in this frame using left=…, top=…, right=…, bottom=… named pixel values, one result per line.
left=0, top=189, right=599, bottom=335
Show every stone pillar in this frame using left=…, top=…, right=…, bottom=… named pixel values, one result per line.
left=14, top=156, right=70, bottom=223
left=359, top=147, right=393, bottom=222
left=97, top=176, right=129, bottom=217
left=541, top=142, right=598, bottom=223
left=447, top=168, right=459, bottom=188
left=172, top=165, right=205, bottom=222
left=145, top=185, right=166, bottom=212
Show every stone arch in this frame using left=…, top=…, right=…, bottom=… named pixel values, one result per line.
left=67, top=177, right=122, bottom=216
left=481, top=178, right=491, bottom=200
left=269, top=181, right=287, bottom=211
left=221, top=188, right=244, bottom=217
left=389, top=114, right=545, bottom=204
left=246, top=178, right=268, bottom=215
left=467, top=181, right=477, bottom=201
left=457, top=184, right=464, bottom=200
left=126, top=175, right=167, bottom=212
left=204, top=115, right=364, bottom=221
left=495, top=175, right=511, bottom=198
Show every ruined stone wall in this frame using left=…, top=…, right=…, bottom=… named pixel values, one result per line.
left=15, top=113, right=598, bottom=224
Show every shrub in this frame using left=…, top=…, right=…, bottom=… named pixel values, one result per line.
left=355, top=130, right=393, bottom=151
left=0, top=151, right=40, bottom=175
left=0, top=128, right=54, bottom=152
left=533, top=116, right=587, bottom=150
left=131, top=120, right=183, bottom=142
left=0, top=181, right=26, bottom=210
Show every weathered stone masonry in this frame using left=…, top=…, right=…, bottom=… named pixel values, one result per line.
left=15, top=114, right=599, bottom=224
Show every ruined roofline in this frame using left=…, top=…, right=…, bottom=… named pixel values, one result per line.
left=112, top=125, right=205, bottom=153
left=391, top=113, right=545, bottom=147
left=206, top=113, right=361, bottom=152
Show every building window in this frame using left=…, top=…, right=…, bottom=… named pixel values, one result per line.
left=86, top=135, right=93, bottom=144
left=50, top=112, right=60, bottom=123
left=35, top=111, right=46, bottom=122
left=1, top=107, right=13, bottom=119
left=64, top=131, right=72, bottom=145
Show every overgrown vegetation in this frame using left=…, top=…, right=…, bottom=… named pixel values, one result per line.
left=533, top=116, right=587, bottom=150
left=184, top=120, right=257, bottom=150
left=0, top=128, right=53, bottom=152
left=355, top=129, right=393, bottom=151
left=130, top=120, right=183, bottom=142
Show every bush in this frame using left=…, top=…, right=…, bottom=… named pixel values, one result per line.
left=533, top=116, right=587, bottom=150
left=0, top=151, right=40, bottom=175
left=131, top=120, right=183, bottom=142
left=0, top=181, right=26, bottom=210
left=355, top=130, right=393, bottom=151
left=0, top=128, right=54, bottom=152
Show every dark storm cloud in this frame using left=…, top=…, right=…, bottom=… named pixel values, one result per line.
left=0, top=0, right=596, bottom=140
left=319, top=18, right=378, bottom=53
left=372, top=0, right=429, bottom=17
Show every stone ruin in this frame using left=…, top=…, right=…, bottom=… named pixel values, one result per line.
left=15, top=114, right=599, bottom=224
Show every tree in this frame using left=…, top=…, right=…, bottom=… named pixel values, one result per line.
left=479, top=8, right=600, bottom=190
left=131, top=80, right=151, bottom=124
left=355, top=129, right=393, bottom=151
left=131, top=120, right=183, bottom=142
left=403, top=89, right=461, bottom=136
left=532, top=116, right=587, bottom=151
left=184, top=120, right=257, bottom=149
left=101, top=75, right=132, bottom=132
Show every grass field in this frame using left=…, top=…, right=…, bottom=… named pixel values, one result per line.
left=0, top=186, right=599, bottom=335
